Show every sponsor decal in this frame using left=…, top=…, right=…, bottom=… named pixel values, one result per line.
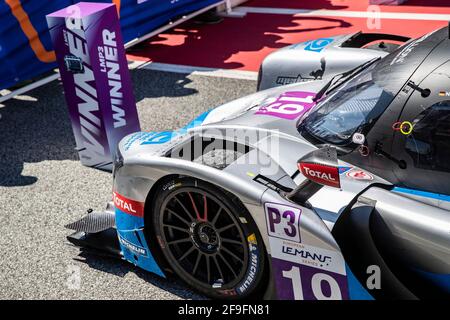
left=124, top=110, right=211, bottom=149
left=300, top=163, right=340, bottom=188
left=156, top=235, right=166, bottom=249
left=239, top=217, right=248, bottom=224
left=276, top=57, right=326, bottom=85
left=237, top=235, right=259, bottom=294
left=123, top=132, right=147, bottom=150
left=304, top=38, right=334, bottom=52
left=113, top=191, right=144, bottom=217
left=124, top=131, right=177, bottom=150
left=118, top=235, right=148, bottom=256
left=352, top=133, right=365, bottom=145
left=282, top=246, right=332, bottom=266
left=140, top=131, right=174, bottom=145
left=162, top=181, right=182, bottom=191
left=98, top=29, right=127, bottom=129
left=338, top=166, right=353, bottom=175
left=358, top=145, right=370, bottom=157
left=212, top=279, right=224, bottom=288
left=255, top=91, right=316, bottom=120
left=218, top=289, right=237, bottom=296
left=346, top=169, right=373, bottom=181
left=392, top=121, right=414, bottom=135
left=390, top=32, right=433, bottom=65
left=270, top=238, right=345, bottom=273
left=438, top=91, right=450, bottom=97
left=140, top=110, right=211, bottom=145
left=276, top=74, right=316, bottom=86
left=265, top=203, right=302, bottom=243
left=270, top=237, right=348, bottom=300
left=65, top=26, right=106, bottom=159
left=247, top=233, right=257, bottom=245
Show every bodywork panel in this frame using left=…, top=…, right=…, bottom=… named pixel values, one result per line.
left=257, top=32, right=409, bottom=91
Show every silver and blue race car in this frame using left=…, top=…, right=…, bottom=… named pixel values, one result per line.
left=66, top=25, right=450, bottom=300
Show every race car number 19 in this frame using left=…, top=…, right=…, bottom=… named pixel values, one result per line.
left=282, top=264, right=343, bottom=300
left=264, top=202, right=349, bottom=300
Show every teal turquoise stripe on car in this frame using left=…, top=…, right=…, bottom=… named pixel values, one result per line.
left=345, top=264, right=374, bottom=300
left=393, top=187, right=450, bottom=203
left=140, top=110, right=212, bottom=146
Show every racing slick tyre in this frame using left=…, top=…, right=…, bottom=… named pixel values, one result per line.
left=152, top=176, right=268, bottom=299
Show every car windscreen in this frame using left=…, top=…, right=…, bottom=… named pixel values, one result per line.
left=298, top=27, right=447, bottom=146
left=299, top=63, right=393, bottom=145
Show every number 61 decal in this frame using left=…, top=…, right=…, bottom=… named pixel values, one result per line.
left=255, top=91, right=316, bottom=120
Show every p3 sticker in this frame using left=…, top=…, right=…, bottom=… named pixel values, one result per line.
left=265, top=202, right=302, bottom=243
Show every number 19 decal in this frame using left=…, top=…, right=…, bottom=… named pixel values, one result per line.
left=282, top=265, right=343, bottom=300
left=273, top=259, right=349, bottom=300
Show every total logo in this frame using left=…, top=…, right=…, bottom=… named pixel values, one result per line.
left=113, top=191, right=144, bottom=217
left=300, top=163, right=340, bottom=188
left=303, top=167, right=335, bottom=180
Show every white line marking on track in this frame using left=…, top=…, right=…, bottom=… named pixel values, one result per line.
left=129, top=61, right=258, bottom=80
left=236, top=6, right=450, bottom=21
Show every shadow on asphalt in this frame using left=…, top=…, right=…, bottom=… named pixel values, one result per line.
left=242, top=0, right=349, bottom=10
left=0, top=69, right=197, bottom=187
left=74, top=249, right=204, bottom=299
left=128, top=15, right=352, bottom=70
left=131, top=68, right=198, bottom=101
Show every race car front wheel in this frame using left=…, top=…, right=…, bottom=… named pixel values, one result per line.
left=152, top=177, right=267, bottom=299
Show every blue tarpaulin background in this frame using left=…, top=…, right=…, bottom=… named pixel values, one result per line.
left=0, top=0, right=220, bottom=91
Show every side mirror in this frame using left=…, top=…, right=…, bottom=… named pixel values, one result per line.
left=298, top=145, right=341, bottom=188
left=287, top=146, right=340, bottom=205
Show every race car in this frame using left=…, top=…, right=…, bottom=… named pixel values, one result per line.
left=257, top=31, right=410, bottom=91
left=66, top=25, right=450, bottom=300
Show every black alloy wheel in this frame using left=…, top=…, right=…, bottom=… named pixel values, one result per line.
left=151, top=177, right=267, bottom=299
